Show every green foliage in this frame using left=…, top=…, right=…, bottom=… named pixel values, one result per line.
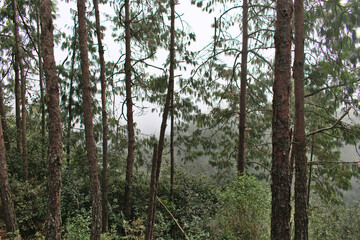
left=11, top=179, right=47, bottom=237
left=309, top=200, right=360, bottom=240
left=211, top=174, right=270, bottom=240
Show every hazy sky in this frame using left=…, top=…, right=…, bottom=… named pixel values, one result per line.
left=53, top=0, right=216, bottom=136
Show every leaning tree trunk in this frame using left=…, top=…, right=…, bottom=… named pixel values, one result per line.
left=145, top=143, right=159, bottom=240
left=0, top=109, right=18, bottom=237
left=294, top=0, right=308, bottom=238
left=271, top=0, right=293, bottom=240
left=92, top=0, right=109, bottom=231
left=237, top=0, right=248, bottom=174
left=150, top=0, right=176, bottom=232
left=123, top=0, right=136, bottom=220
left=40, top=0, right=63, bottom=238
left=77, top=0, right=102, bottom=238
left=13, top=0, right=28, bottom=181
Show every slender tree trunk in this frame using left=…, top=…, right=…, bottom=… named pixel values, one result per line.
left=14, top=53, right=22, bottom=154
left=170, top=94, right=174, bottom=202
left=13, top=0, right=28, bottom=181
left=40, top=1, right=63, bottom=238
left=151, top=0, right=176, bottom=226
left=77, top=0, right=102, bottom=238
left=293, top=0, right=308, bottom=239
left=145, top=144, right=159, bottom=240
left=37, top=6, right=46, bottom=161
left=0, top=84, right=11, bottom=152
left=271, top=0, right=293, bottom=239
left=66, top=17, right=77, bottom=165
left=237, top=0, right=248, bottom=174
left=123, top=0, right=136, bottom=220
left=0, top=118, right=18, bottom=236
left=92, top=0, right=109, bottom=231
left=307, top=136, right=315, bottom=207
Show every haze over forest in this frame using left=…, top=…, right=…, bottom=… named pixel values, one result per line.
left=0, top=0, right=359, bottom=239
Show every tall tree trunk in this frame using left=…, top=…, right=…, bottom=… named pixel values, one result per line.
left=0, top=118, right=18, bottom=236
left=66, top=17, right=77, bottom=165
left=271, top=0, right=293, bottom=239
left=14, top=53, right=22, bottom=154
left=37, top=6, right=46, bottom=161
left=170, top=94, right=174, bottom=202
left=40, top=0, right=63, bottom=238
left=92, top=0, right=109, bottom=231
left=0, top=84, right=11, bottom=152
left=237, top=0, right=248, bottom=174
left=151, top=0, right=176, bottom=228
left=13, top=0, right=28, bottom=181
left=145, top=143, right=159, bottom=240
left=77, top=0, right=102, bottom=238
left=293, top=0, right=308, bottom=239
left=123, top=0, right=136, bottom=220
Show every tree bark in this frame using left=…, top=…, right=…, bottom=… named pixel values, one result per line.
left=0, top=84, right=11, bottom=152
left=0, top=118, right=18, bottom=236
left=293, top=0, right=308, bottom=239
left=145, top=144, right=158, bottom=240
left=77, top=0, right=102, bottom=238
left=40, top=0, right=63, bottom=238
left=237, top=0, right=248, bottom=174
left=13, top=0, right=28, bottom=181
left=123, top=0, right=136, bottom=220
left=271, top=0, right=293, bottom=239
left=92, top=0, right=109, bottom=231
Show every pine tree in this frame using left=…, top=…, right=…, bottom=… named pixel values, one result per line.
left=40, top=0, right=63, bottom=238
left=77, top=0, right=102, bottom=237
left=293, top=0, right=308, bottom=238
left=271, top=0, right=293, bottom=239
left=92, top=0, right=109, bottom=231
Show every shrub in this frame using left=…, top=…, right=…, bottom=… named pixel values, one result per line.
left=211, top=174, right=271, bottom=240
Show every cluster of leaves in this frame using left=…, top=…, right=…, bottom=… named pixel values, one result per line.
left=309, top=200, right=360, bottom=239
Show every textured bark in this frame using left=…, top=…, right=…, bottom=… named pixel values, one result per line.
left=145, top=144, right=158, bottom=240
left=237, top=0, right=248, bottom=174
left=77, top=0, right=102, bottom=238
left=40, top=0, right=63, bottom=238
left=271, top=0, right=293, bottom=239
left=13, top=0, right=28, bottom=181
left=0, top=119, right=18, bottom=236
left=92, top=0, right=109, bottom=231
left=0, top=85, right=10, bottom=152
left=293, top=0, right=308, bottom=239
left=123, top=0, right=136, bottom=220
left=66, top=17, right=77, bottom=165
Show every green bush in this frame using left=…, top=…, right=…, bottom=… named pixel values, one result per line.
left=211, top=174, right=271, bottom=240
left=309, top=200, right=360, bottom=239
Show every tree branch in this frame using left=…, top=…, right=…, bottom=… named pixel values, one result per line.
left=306, top=108, right=351, bottom=137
